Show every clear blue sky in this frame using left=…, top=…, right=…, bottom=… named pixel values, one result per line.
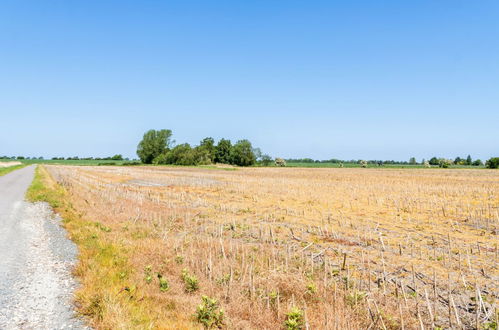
left=1, top=1, right=498, bottom=161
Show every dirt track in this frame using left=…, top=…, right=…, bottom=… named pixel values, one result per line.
left=0, top=166, right=85, bottom=329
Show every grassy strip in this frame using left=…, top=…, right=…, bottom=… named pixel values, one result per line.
left=26, top=166, right=153, bottom=328
left=0, top=164, right=27, bottom=176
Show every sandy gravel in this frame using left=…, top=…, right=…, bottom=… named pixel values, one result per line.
left=0, top=166, right=86, bottom=329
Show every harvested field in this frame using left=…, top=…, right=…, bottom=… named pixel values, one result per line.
left=44, top=165, right=498, bottom=329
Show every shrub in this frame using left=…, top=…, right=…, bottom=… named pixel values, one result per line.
left=438, top=158, right=453, bottom=168
left=122, top=161, right=141, bottom=166
left=429, top=157, right=439, bottom=165
left=181, top=269, right=199, bottom=293
left=485, top=157, right=499, bottom=169
left=196, top=296, right=224, bottom=329
left=275, top=158, right=286, bottom=167
left=472, top=159, right=483, bottom=166
left=359, top=160, right=367, bottom=168
left=284, top=307, right=305, bottom=330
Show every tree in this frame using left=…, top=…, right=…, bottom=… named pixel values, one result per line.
left=429, top=157, right=439, bottom=166
left=472, top=159, right=483, bottom=166
left=215, top=139, right=232, bottom=164
left=111, top=154, right=123, bottom=160
left=198, top=137, right=216, bottom=163
left=252, top=148, right=262, bottom=161
left=137, top=129, right=173, bottom=164
left=230, top=140, right=256, bottom=166
left=261, top=154, right=273, bottom=166
left=485, top=157, right=499, bottom=169
left=454, top=157, right=462, bottom=165
left=466, top=155, right=472, bottom=166
left=158, top=143, right=192, bottom=165
left=409, top=157, right=417, bottom=165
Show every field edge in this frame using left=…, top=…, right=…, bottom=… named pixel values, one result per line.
left=25, top=165, right=163, bottom=329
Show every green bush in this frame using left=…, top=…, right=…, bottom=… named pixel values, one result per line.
left=485, top=157, right=499, bottom=169
left=438, top=158, right=453, bottom=168
left=196, top=296, right=224, bottom=329
left=472, top=159, right=483, bottom=166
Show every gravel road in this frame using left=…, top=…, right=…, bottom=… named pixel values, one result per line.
left=0, top=166, right=86, bottom=329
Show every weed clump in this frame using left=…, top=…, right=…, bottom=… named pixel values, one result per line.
left=157, top=273, right=169, bottom=292
left=181, top=269, right=199, bottom=293
left=196, top=295, right=224, bottom=329
left=284, top=307, right=304, bottom=330
left=345, top=290, right=366, bottom=306
left=144, top=265, right=153, bottom=284
left=175, top=255, right=184, bottom=264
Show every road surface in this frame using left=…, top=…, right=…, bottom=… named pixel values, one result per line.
left=0, top=166, right=85, bottom=329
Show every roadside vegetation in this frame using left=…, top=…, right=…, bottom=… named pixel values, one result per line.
left=31, top=164, right=499, bottom=328
left=0, top=163, right=26, bottom=176
left=26, top=166, right=166, bottom=328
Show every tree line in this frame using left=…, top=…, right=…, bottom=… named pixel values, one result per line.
left=136, top=129, right=259, bottom=166
left=285, top=155, right=499, bottom=168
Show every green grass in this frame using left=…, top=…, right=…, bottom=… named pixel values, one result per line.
left=0, top=164, right=27, bottom=176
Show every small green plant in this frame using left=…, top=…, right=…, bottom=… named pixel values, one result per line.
left=181, top=269, right=199, bottom=293
left=175, top=255, right=184, bottom=264
left=345, top=290, right=367, bottom=306
left=306, top=283, right=317, bottom=295
left=284, top=307, right=304, bottom=330
left=144, top=265, right=153, bottom=284
left=196, top=295, right=224, bottom=329
left=268, top=290, right=278, bottom=305
left=482, top=321, right=497, bottom=330
left=216, top=273, right=230, bottom=285
left=157, top=273, right=169, bottom=292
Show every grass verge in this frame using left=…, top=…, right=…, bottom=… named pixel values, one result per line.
left=0, top=164, right=26, bottom=176
left=26, top=165, right=156, bottom=329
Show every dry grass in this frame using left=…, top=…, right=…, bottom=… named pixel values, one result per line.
left=40, top=165, right=498, bottom=329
